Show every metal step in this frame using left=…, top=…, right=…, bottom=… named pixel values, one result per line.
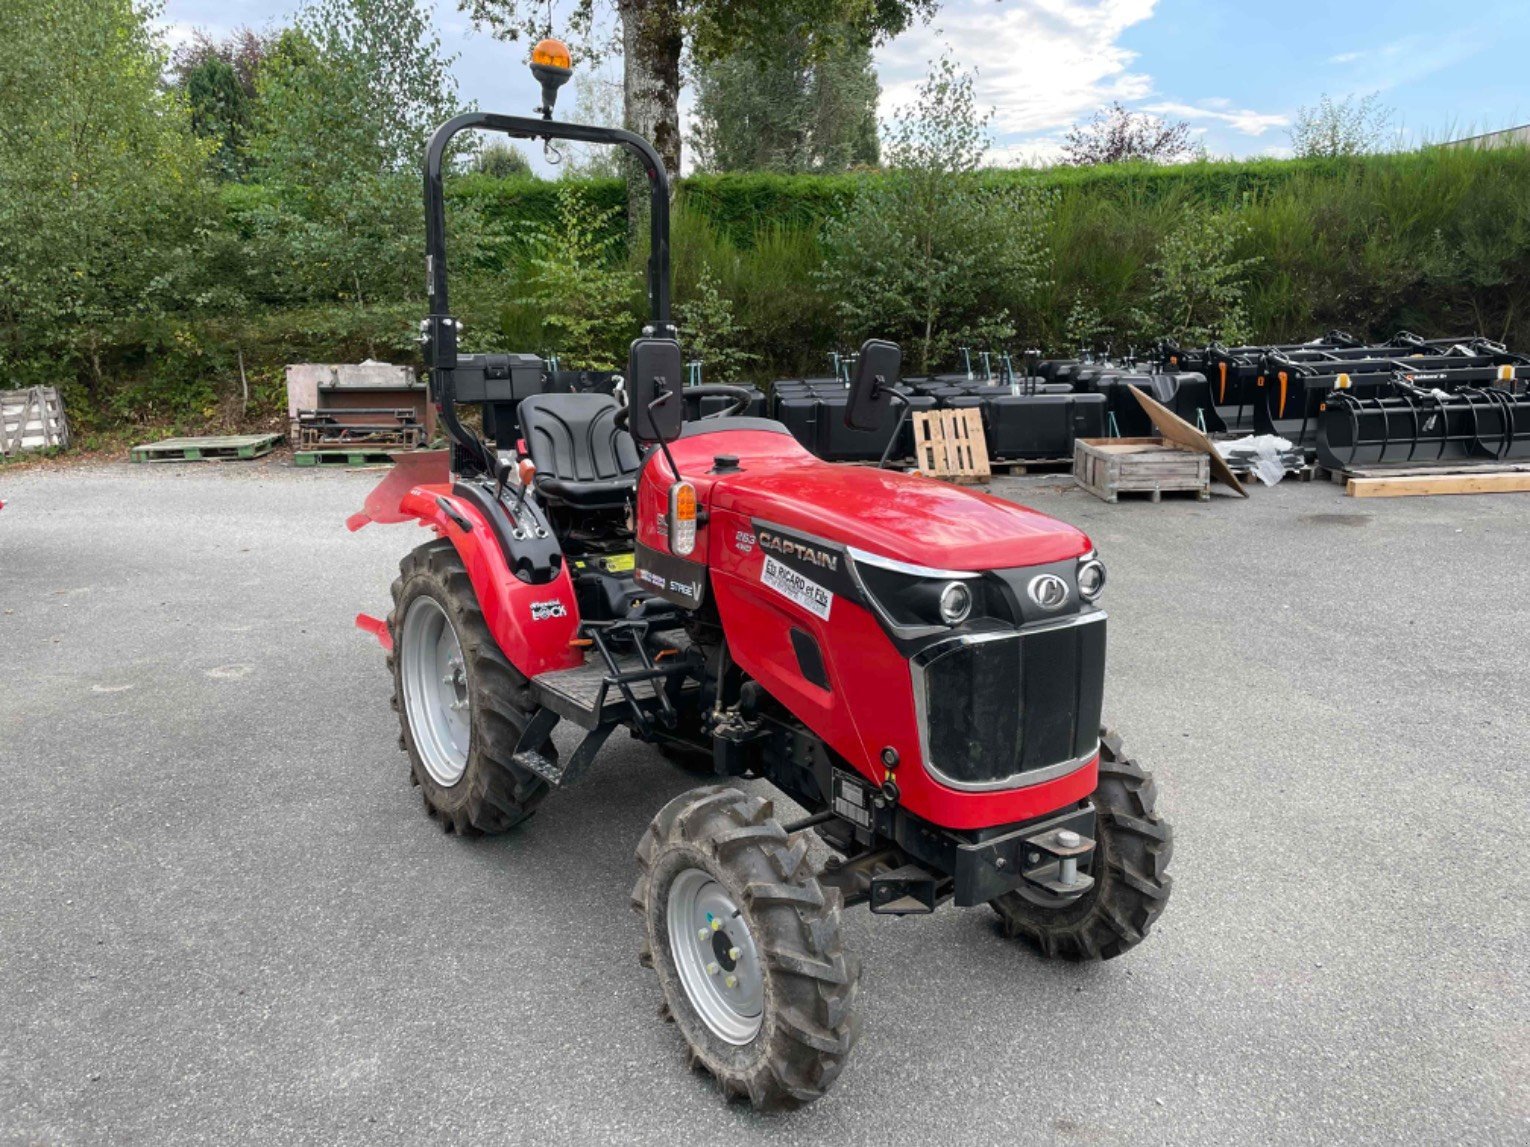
left=530, top=629, right=695, bottom=729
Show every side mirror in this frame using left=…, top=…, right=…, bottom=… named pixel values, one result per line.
left=844, top=339, right=902, bottom=431
left=626, top=337, right=684, bottom=444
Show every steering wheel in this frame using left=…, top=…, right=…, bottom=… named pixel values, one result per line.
left=688, top=384, right=755, bottom=419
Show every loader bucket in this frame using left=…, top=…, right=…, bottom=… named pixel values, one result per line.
left=1316, top=388, right=1530, bottom=471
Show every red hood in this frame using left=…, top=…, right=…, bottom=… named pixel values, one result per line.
left=696, top=437, right=1089, bottom=570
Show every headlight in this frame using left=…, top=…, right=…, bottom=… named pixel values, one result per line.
left=849, top=548, right=985, bottom=633
left=1077, top=556, right=1106, bottom=601
left=938, top=581, right=972, bottom=624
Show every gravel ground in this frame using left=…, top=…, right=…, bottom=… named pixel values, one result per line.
left=0, top=461, right=1525, bottom=1146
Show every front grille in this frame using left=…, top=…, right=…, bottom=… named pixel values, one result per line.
left=912, top=613, right=1105, bottom=790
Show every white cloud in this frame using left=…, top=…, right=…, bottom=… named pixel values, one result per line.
left=872, top=0, right=1305, bottom=163
left=1142, top=100, right=1290, bottom=137
left=874, top=0, right=1160, bottom=137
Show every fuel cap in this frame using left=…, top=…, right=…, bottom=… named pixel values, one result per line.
left=711, top=454, right=741, bottom=473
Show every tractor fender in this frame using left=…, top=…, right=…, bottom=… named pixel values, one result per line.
left=349, top=452, right=582, bottom=678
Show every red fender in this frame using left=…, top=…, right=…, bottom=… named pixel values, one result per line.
left=349, top=451, right=582, bottom=678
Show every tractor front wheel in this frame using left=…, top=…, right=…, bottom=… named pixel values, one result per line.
left=990, top=728, right=1172, bottom=960
left=633, top=786, right=859, bottom=1111
left=388, top=539, right=551, bottom=835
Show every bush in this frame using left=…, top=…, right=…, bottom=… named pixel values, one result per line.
left=505, top=185, right=640, bottom=369
left=817, top=58, right=1053, bottom=373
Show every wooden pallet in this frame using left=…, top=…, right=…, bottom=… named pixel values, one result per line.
left=1, top=386, right=70, bottom=456
left=293, top=448, right=412, bottom=468
left=911, top=409, right=990, bottom=485
left=989, top=456, right=1074, bottom=475
left=1073, top=437, right=1210, bottom=504
left=129, top=433, right=280, bottom=463
left=1228, top=461, right=1316, bottom=483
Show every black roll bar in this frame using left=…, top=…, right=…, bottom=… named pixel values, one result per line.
left=420, top=112, right=674, bottom=476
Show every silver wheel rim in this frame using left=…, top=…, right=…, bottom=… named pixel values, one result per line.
left=666, top=867, right=765, bottom=1045
left=400, top=595, right=470, bottom=787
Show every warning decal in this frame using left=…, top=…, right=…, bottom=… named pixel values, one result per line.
left=761, top=554, right=832, bottom=620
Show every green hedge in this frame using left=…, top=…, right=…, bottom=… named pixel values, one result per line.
left=96, top=144, right=1530, bottom=432
left=428, top=154, right=1435, bottom=249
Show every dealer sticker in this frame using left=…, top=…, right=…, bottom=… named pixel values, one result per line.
left=761, top=555, right=832, bottom=620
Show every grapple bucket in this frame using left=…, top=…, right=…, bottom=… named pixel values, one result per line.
left=1316, top=387, right=1530, bottom=470
left=1257, top=361, right=1530, bottom=448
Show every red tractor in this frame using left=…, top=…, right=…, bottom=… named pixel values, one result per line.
left=350, top=42, right=1172, bottom=1111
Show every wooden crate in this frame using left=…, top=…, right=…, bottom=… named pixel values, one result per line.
left=1073, top=437, right=1210, bottom=504
left=1, top=387, right=70, bottom=456
left=912, top=408, right=990, bottom=485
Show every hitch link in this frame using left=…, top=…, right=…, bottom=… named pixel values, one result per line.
left=1020, top=825, right=1096, bottom=898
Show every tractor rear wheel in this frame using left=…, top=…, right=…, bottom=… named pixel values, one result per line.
left=388, top=539, right=551, bottom=835
left=990, top=728, right=1172, bottom=960
left=633, top=786, right=859, bottom=1111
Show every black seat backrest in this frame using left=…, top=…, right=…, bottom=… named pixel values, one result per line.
left=518, top=393, right=641, bottom=485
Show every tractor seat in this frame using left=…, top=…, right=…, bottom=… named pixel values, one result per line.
left=518, top=392, right=641, bottom=509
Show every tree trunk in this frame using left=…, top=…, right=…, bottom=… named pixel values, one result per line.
left=619, top=0, right=682, bottom=241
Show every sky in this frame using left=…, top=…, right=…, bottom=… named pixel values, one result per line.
left=160, top=0, right=1530, bottom=169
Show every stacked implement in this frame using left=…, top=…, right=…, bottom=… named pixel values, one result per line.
left=286, top=363, right=434, bottom=466
left=1162, top=332, right=1530, bottom=468
left=767, top=354, right=1214, bottom=466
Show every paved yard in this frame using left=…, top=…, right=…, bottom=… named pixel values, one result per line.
left=1, top=462, right=1525, bottom=1145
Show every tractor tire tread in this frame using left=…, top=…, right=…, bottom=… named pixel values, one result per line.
left=389, top=539, right=551, bottom=835
left=633, top=786, right=858, bottom=1112
left=989, top=726, right=1173, bottom=962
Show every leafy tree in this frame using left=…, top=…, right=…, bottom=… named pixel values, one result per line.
left=0, top=0, right=213, bottom=398
left=171, top=26, right=276, bottom=97
left=1290, top=93, right=1395, bottom=158
left=1134, top=208, right=1259, bottom=344
left=248, top=0, right=465, bottom=311
left=476, top=140, right=535, bottom=177
left=511, top=185, right=638, bottom=368
left=1063, top=102, right=1199, bottom=166
left=690, top=23, right=879, bottom=173
left=456, top=0, right=933, bottom=186
left=1063, top=292, right=1109, bottom=353
left=170, top=27, right=278, bottom=179
left=559, top=65, right=627, bottom=181
left=184, top=57, right=250, bottom=178
left=676, top=265, right=755, bottom=380
left=817, top=57, right=1053, bottom=373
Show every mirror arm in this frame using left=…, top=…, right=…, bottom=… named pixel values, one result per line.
left=648, top=386, right=683, bottom=485
left=877, top=388, right=911, bottom=470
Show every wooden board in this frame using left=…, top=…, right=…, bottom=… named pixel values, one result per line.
left=912, top=408, right=990, bottom=484
left=1128, top=385, right=1247, bottom=497
left=129, top=434, right=280, bottom=463
left=1320, top=459, right=1530, bottom=483
left=1, top=387, right=70, bottom=455
left=1073, top=437, right=1210, bottom=504
left=1347, top=472, right=1530, bottom=498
